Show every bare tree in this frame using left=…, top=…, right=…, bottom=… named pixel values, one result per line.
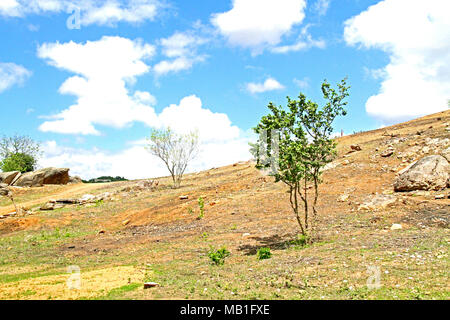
left=0, top=134, right=41, bottom=160
left=146, top=128, right=199, bottom=188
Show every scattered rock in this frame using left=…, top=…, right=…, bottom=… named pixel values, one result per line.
left=144, top=282, right=160, bottom=289
left=80, top=194, right=96, bottom=202
left=40, top=202, right=55, bottom=210
left=394, top=155, right=450, bottom=192
left=68, top=176, right=83, bottom=184
left=179, top=195, right=189, bottom=200
left=381, top=147, right=395, bottom=157
left=435, top=194, right=445, bottom=200
left=350, top=145, right=362, bottom=151
left=390, top=224, right=402, bottom=230
left=358, top=194, right=397, bottom=211
left=338, top=194, right=350, bottom=202
left=13, top=167, right=70, bottom=187
left=0, top=171, right=20, bottom=185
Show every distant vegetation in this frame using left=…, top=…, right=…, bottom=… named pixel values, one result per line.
left=0, top=135, right=41, bottom=173
left=82, top=176, right=128, bottom=183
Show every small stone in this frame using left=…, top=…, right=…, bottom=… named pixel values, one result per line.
left=144, top=282, right=160, bottom=289
left=390, top=224, right=402, bottom=230
left=381, top=148, right=394, bottom=157
left=179, top=195, right=189, bottom=200
left=40, top=202, right=55, bottom=210
left=122, top=219, right=130, bottom=226
left=435, top=194, right=445, bottom=199
left=338, top=194, right=350, bottom=202
left=242, top=233, right=251, bottom=238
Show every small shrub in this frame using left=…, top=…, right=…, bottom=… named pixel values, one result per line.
left=187, top=207, right=193, bottom=214
left=208, top=247, right=230, bottom=265
left=257, top=247, right=272, bottom=260
left=290, top=234, right=309, bottom=247
left=197, top=197, right=205, bottom=219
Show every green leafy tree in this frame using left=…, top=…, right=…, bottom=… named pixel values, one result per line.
left=252, top=78, right=350, bottom=240
left=0, top=135, right=41, bottom=173
left=146, top=128, right=199, bottom=188
left=0, top=152, right=37, bottom=173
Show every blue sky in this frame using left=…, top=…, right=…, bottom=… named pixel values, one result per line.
left=0, top=0, right=448, bottom=179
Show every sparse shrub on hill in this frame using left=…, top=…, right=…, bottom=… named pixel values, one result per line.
left=208, top=246, right=230, bottom=265
left=257, top=247, right=272, bottom=260
left=252, top=78, right=350, bottom=241
left=197, top=196, right=205, bottom=219
left=146, top=128, right=199, bottom=188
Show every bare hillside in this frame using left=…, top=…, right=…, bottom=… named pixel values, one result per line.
left=0, top=110, right=448, bottom=300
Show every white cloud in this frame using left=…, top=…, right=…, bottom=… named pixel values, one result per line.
left=246, top=77, right=285, bottom=94
left=158, top=95, right=240, bottom=143
left=37, top=36, right=158, bottom=135
left=154, top=31, right=208, bottom=76
left=271, top=25, right=325, bottom=54
left=293, top=77, right=309, bottom=89
left=39, top=129, right=253, bottom=180
left=344, top=0, right=450, bottom=124
left=0, top=62, right=31, bottom=93
left=0, top=0, right=161, bottom=26
left=211, top=0, right=306, bottom=54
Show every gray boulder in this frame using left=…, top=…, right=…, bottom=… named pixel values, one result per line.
left=394, top=155, right=450, bottom=191
left=0, top=171, right=20, bottom=185
left=68, top=175, right=83, bottom=184
left=13, top=167, right=70, bottom=187
left=441, top=147, right=450, bottom=162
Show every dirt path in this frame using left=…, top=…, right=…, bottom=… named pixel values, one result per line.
left=0, top=183, right=110, bottom=215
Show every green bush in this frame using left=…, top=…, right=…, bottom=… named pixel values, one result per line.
left=257, top=247, right=272, bottom=260
left=208, top=247, right=230, bottom=265
left=0, top=152, right=36, bottom=173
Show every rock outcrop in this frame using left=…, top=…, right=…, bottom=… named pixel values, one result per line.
left=394, top=155, right=450, bottom=191
left=13, top=167, right=70, bottom=187
left=0, top=171, right=20, bottom=185
left=68, top=176, right=83, bottom=184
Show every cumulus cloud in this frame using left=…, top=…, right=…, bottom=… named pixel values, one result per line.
left=38, top=93, right=254, bottom=179
left=246, top=77, right=285, bottom=94
left=344, top=0, right=450, bottom=124
left=154, top=31, right=208, bottom=76
left=0, top=62, right=31, bottom=93
left=0, top=0, right=161, bottom=26
left=37, top=36, right=158, bottom=135
left=211, top=0, right=306, bottom=54
left=158, top=95, right=240, bottom=142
